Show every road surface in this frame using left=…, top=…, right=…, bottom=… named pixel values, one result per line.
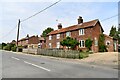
left=1, top=50, right=118, bottom=78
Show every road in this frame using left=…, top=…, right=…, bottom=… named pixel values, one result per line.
left=1, top=50, right=118, bottom=78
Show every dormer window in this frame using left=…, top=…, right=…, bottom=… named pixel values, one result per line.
left=79, top=29, right=84, bottom=35
left=49, top=35, right=52, bottom=40
left=66, top=32, right=71, bottom=37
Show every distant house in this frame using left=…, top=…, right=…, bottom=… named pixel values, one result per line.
left=38, top=36, right=46, bottom=49
left=46, top=16, right=118, bottom=52
left=18, top=35, right=45, bottom=49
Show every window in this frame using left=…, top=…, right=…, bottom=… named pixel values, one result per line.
left=94, top=37, right=98, bottom=46
left=49, top=35, right=52, bottom=40
left=79, top=40, right=85, bottom=47
left=56, top=34, right=60, bottom=39
left=56, top=42, right=60, bottom=48
left=79, top=29, right=84, bottom=35
left=106, top=41, right=110, bottom=46
left=49, top=43, right=52, bottom=48
left=66, top=32, right=71, bottom=37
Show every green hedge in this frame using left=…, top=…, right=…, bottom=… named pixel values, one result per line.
left=11, top=46, right=17, bottom=52
left=38, top=49, right=90, bottom=59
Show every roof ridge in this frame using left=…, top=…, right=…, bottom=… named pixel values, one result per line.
left=48, top=19, right=99, bottom=35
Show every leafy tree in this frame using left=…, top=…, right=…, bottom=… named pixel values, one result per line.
left=109, top=26, right=117, bottom=37
left=2, top=43, right=7, bottom=49
left=98, top=34, right=107, bottom=52
left=109, top=26, right=120, bottom=44
left=42, top=27, right=54, bottom=39
left=60, top=37, right=79, bottom=50
left=85, top=38, right=93, bottom=51
left=3, top=43, right=15, bottom=51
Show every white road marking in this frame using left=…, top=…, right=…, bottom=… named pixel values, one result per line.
left=11, top=57, right=20, bottom=60
left=24, top=61, right=51, bottom=72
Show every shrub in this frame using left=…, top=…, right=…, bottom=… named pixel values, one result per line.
left=3, top=45, right=11, bottom=51
left=11, top=46, right=17, bottom=52
left=85, top=38, right=93, bottom=51
left=98, top=34, right=107, bottom=52
left=79, top=52, right=89, bottom=59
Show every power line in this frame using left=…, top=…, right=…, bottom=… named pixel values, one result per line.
left=21, top=0, right=61, bottom=22
left=101, top=14, right=118, bottom=22
left=1, top=25, right=17, bottom=39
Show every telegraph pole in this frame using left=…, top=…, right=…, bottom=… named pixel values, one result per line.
left=16, top=19, right=20, bottom=52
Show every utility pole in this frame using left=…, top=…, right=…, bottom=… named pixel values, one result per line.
left=16, top=19, right=20, bottom=52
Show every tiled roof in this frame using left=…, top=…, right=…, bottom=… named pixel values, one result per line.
left=48, top=19, right=103, bottom=35
left=104, top=34, right=113, bottom=39
left=39, top=37, right=45, bottom=41
left=18, top=35, right=37, bottom=41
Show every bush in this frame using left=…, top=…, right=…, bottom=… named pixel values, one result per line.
left=3, top=46, right=11, bottom=51
left=79, top=52, right=89, bottom=59
left=11, top=46, right=17, bottom=52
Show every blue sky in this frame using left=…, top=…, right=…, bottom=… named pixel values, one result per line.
left=0, top=0, right=119, bottom=43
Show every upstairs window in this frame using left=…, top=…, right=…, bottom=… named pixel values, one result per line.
left=79, top=29, right=84, bottom=35
left=79, top=40, right=85, bottom=47
left=49, top=35, right=52, bottom=40
left=56, top=34, right=60, bottom=39
left=66, top=32, right=71, bottom=37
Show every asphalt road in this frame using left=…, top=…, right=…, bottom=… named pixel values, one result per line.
left=1, top=50, right=118, bottom=78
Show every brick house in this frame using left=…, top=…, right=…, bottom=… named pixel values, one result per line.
left=18, top=35, right=46, bottom=49
left=38, top=36, right=46, bottom=49
left=18, top=35, right=39, bottom=49
left=46, top=16, right=117, bottom=52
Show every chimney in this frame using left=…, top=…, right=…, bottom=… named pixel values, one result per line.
left=58, top=23, right=62, bottom=29
left=78, top=16, right=83, bottom=24
left=26, top=34, right=29, bottom=38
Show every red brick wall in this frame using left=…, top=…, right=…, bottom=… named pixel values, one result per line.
left=28, top=36, right=39, bottom=44
left=104, top=36, right=114, bottom=52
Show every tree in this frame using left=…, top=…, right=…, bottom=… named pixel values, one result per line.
left=2, top=43, right=7, bottom=49
left=98, top=34, right=107, bottom=52
left=42, top=27, right=54, bottom=39
left=109, top=25, right=120, bottom=44
left=85, top=38, right=93, bottom=51
left=109, top=26, right=117, bottom=38
left=60, top=37, right=79, bottom=50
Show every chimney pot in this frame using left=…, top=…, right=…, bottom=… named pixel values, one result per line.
left=78, top=16, right=83, bottom=24
left=58, top=23, right=62, bottom=29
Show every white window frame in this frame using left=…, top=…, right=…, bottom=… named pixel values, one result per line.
left=56, top=34, right=60, bottom=39
left=49, top=35, right=52, bottom=40
left=66, top=31, right=71, bottom=37
left=94, top=37, right=98, bottom=46
left=79, top=40, right=85, bottom=48
left=49, top=43, right=52, bottom=48
left=56, top=42, right=60, bottom=48
left=79, top=29, right=84, bottom=35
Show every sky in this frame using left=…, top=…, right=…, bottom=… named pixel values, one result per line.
left=0, top=0, right=119, bottom=43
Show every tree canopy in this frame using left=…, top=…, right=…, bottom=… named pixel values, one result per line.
left=42, top=27, right=54, bottom=39
left=60, top=37, right=79, bottom=49
left=98, top=34, right=107, bottom=52
left=109, top=25, right=120, bottom=44
left=85, top=38, right=93, bottom=51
